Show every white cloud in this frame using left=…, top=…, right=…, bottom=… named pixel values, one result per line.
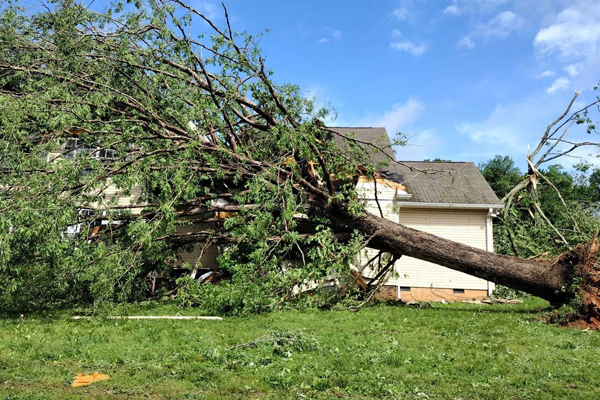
left=395, top=129, right=444, bottom=161
left=391, top=41, right=428, bottom=56
left=445, top=0, right=508, bottom=16
left=336, top=98, right=433, bottom=159
left=533, top=5, right=600, bottom=61
left=316, top=28, right=342, bottom=45
left=457, top=36, right=474, bottom=50
left=564, top=63, right=581, bottom=77
left=546, top=77, right=570, bottom=93
left=191, top=0, right=220, bottom=20
left=456, top=121, right=519, bottom=148
left=392, top=7, right=411, bottom=21
left=455, top=78, right=599, bottom=166
left=455, top=94, right=563, bottom=153
left=456, top=9, right=524, bottom=50
left=355, top=98, right=426, bottom=139
left=530, top=2, right=600, bottom=98
left=303, top=85, right=339, bottom=125
left=391, top=29, right=402, bottom=39
left=444, top=5, right=461, bottom=16
left=535, top=70, right=555, bottom=79
left=474, top=10, right=524, bottom=39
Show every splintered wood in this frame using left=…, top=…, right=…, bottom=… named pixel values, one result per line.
left=71, top=373, right=110, bottom=387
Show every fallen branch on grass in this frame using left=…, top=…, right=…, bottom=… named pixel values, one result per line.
left=72, top=316, right=223, bottom=320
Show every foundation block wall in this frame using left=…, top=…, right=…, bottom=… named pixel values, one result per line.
left=378, top=285, right=489, bottom=302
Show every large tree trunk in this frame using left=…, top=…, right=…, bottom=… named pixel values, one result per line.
left=356, top=211, right=567, bottom=302
left=321, top=201, right=600, bottom=323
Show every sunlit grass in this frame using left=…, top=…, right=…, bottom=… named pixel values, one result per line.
left=1, top=299, right=599, bottom=399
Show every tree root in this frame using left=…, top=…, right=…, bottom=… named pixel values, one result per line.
left=574, top=234, right=600, bottom=328
left=554, top=231, right=600, bottom=328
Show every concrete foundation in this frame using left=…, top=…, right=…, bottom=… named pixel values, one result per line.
left=379, top=285, right=489, bottom=302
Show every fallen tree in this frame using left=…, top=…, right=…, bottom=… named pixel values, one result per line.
left=1, top=0, right=599, bottom=321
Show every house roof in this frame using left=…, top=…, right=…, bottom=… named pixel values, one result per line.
left=328, top=127, right=396, bottom=167
left=392, top=161, right=503, bottom=207
left=330, top=127, right=502, bottom=207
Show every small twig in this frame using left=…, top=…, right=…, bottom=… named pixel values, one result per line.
left=534, top=202, right=570, bottom=248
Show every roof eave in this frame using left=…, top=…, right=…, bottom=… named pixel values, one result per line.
left=397, top=202, right=504, bottom=209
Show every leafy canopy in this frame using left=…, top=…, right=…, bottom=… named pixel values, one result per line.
left=0, top=0, right=383, bottom=312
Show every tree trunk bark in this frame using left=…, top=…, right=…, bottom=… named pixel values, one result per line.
left=321, top=201, right=597, bottom=307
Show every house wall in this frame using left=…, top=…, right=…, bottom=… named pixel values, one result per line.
left=47, top=150, right=146, bottom=214
left=353, top=180, right=401, bottom=279
left=95, top=183, right=144, bottom=214
left=172, top=225, right=220, bottom=269
left=356, top=182, right=493, bottom=301
left=391, top=207, right=490, bottom=293
left=49, top=146, right=220, bottom=269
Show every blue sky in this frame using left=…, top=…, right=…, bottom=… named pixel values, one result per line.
left=188, top=0, right=600, bottom=170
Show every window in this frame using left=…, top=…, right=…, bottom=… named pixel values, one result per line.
left=400, top=286, right=411, bottom=292
left=64, top=138, right=117, bottom=163
left=453, top=289, right=465, bottom=294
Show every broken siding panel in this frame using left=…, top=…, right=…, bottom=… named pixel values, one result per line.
left=46, top=147, right=146, bottom=214
left=353, top=178, right=400, bottom=282
left=175, top=244, right=220, bottom=269
left=354, top=247, right=398, bottom=285
left=393, top=208, right=488, bottom=290
left=113, top=184, right=144, bottom=213
left=47, top=150, right=63, bottom=162
left=362, top=182, right=398, bottom=221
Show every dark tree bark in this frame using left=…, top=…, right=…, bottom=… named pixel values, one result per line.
left=318, top=200, right=600, bottom=324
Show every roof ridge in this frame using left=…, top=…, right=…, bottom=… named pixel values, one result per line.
left=328, top=126, right=386, bottom=129
left=397, top=161, right=473, bottom=164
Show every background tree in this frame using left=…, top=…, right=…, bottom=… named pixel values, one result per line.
left=480, top=156, right=600, bottom=259
left=2, top=0, right=600, bottom=322
left=479, top=156, right=523, bottom=200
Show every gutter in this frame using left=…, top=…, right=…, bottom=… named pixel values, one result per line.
left=397, top=202, right=504, bottom=210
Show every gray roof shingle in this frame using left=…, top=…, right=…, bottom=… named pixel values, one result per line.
left=328, top=127, right=396, bottom=168
left=330, top=127, right=502, bottom=206
left=391, top=161, right=503, bottom=206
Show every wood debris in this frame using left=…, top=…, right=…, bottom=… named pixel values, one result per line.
left=71, top=373, right=110, bottom=387
left=72, top=316, right=223, bottom=320
left=468, top=298, right=523, bottom=305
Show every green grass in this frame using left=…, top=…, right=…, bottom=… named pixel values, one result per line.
left=1, top=299, right=600, bottom=399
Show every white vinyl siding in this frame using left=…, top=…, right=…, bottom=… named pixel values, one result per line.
left=393, top=208, right=489, bottom=290
left=354, top=181, right=402, bottom=279
left=364, top=201, right=397, bottom=221
left=99, top=183, right=144, bottom=214
left=47, top=148, right=146, bottom=214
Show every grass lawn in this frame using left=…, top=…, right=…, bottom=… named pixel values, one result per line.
left=1, top=299, right=600, bottom=399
